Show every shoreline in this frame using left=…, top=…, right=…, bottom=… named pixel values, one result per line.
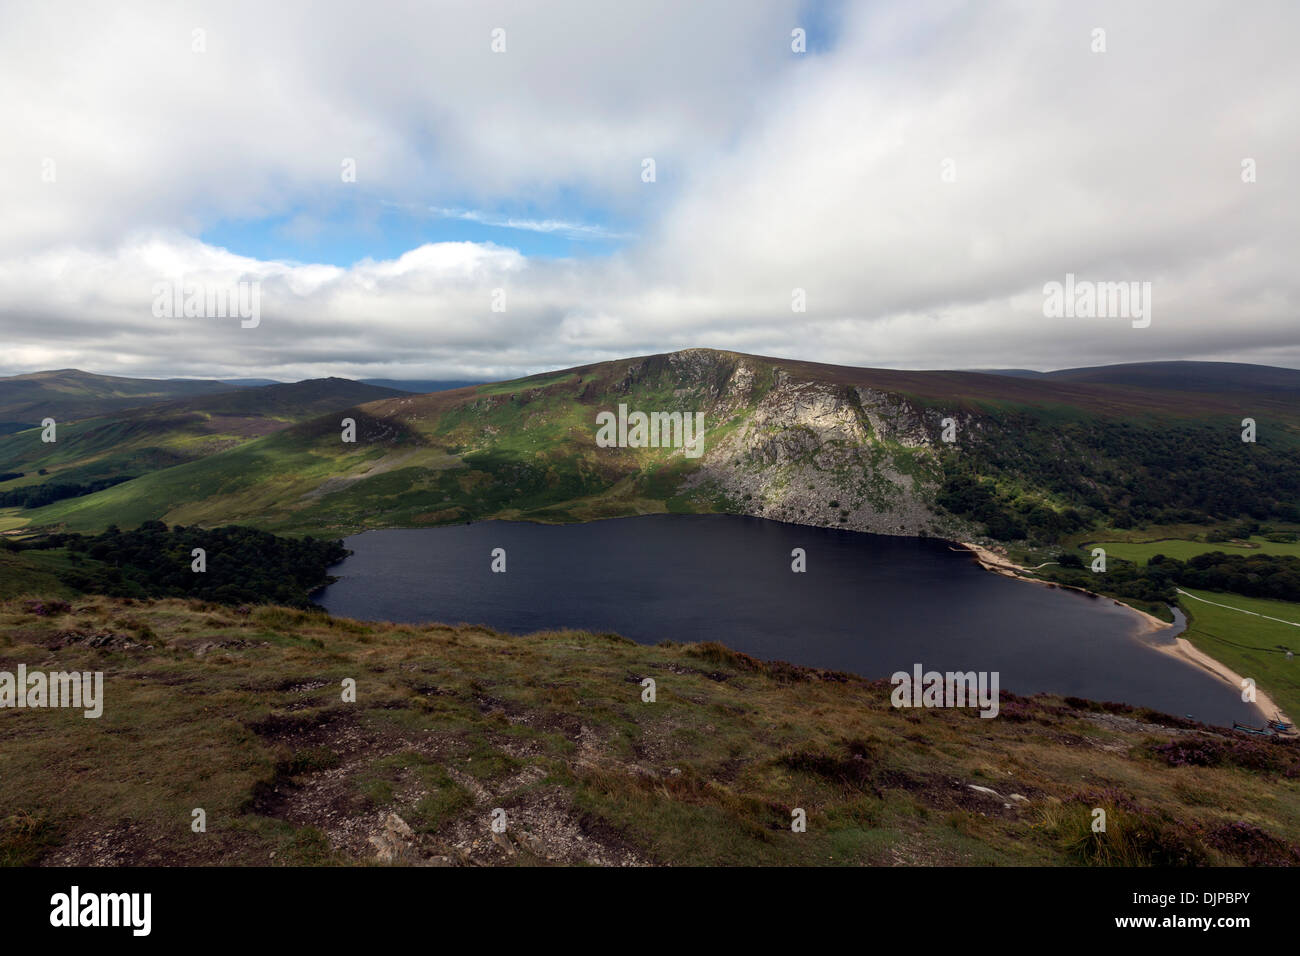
left=956, top=541, right=1293, bottom=731
left=306, top=524, right=1297, bottom=733
left=1151, top=636, right=1292, bottom=730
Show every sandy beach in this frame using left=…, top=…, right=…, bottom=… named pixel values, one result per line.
left=957, top=541, right=1028, bottom=580
left=957, top=541, right=1293, bottom=731
left=1152, top=637, right=1292, bottom=729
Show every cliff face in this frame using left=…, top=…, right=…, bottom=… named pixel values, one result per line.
left=613, top=349, right=973, bottom=538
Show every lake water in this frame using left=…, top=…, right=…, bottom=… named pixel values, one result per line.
left=317, top=514, right=1260, bottom=727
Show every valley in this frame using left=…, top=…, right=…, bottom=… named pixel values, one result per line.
left=1, top=352, right=1298, bottom=869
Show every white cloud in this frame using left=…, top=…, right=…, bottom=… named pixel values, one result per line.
left=0, top=0, right=1297, bottom=380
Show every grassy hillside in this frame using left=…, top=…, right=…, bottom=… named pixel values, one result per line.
left=0, top=379, right=405, bottom=526
left=12, top=358, right=729, bottom=534
left=12, top=349, right=1300, bottom=543
left=0, top=369, right=236, bottom=432
left=1042, top=361, right=1300, bottom=393
left=2, top=595, right=1298, bottom=866
left=0, top=548, right=81, bottom=599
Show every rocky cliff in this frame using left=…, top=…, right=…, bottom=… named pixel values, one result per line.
left=610, top=349, right=972, bottom=538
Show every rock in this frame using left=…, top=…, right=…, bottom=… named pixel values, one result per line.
left=491, top=829, right=517, bottom=856
left=667, top=352, right=968, bottom=540
left=369, top=812, right=416, bottom=863
left=384, top=812, right=414, bottom=840
left=514, top=831, right=546, bottom=858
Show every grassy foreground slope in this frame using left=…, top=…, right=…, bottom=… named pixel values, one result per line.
left=2, top=596, right=1298, bottom=866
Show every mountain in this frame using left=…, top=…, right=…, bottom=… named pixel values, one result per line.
left=10, top=349, right=1299, bottom=541
left=138, top=377, right=405, bottom=420
left=978, top=360, right=1300, bottom=392
left=359, top=378, right=484, bottom=393
left=0, top=378, right=405, bottom=497
left=0, top=368, right=237, bottom=433
left=222, top=377, right=482, bottom=392
left=1041, top=360, right=1300, bottom=392
left=5, top=352, right=1297, bottom=868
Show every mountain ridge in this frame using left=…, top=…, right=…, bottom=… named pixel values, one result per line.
left=0, top=377, right=408, bottom=497
left=0, top=368, right=238, bottom=431
left=9, top=348, right=1298, bottom=542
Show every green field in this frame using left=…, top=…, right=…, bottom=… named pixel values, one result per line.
left=1177, top=588, right=1300, bottom=724
left=0, top=510, right=27, bottom=532
left=1088, top=536, right=1300, bottom=565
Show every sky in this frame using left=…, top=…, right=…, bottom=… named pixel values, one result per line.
left=1, top=0, right=1297, bottom=383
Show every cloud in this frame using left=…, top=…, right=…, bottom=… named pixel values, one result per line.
left=0, top=0, right=1297, bottom=380
left=424, top=207, right=635, bottom=241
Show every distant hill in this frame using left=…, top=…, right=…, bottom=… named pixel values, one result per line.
left=0, top=369, right=236, bottom=432
left=0, top=377, right=404, bottom=493
left=223, top=378, right=482, bottom=393
left=977, top=361, right=1300, bottom=392
left=145, top=377, right=404, bottom=419
left=1041, top=361, right=1300, bottom=392
left=13, top=348, right=1299, bottom=542
left=359, top=378, right=483, bottom=393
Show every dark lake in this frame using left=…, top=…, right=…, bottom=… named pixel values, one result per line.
left=316, top=514, right=1260, bottom=727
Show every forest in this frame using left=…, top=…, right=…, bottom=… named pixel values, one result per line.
left=0, top=475, right=134, bottom=508
left=1041, top=551, right=1300, bottom=609
left=2, top=521, right=348, bottom=607
left=938, top=416, right=1300, bottom=542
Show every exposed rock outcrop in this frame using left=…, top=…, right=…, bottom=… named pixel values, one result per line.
left=667, top=354, right=972, bottom=538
